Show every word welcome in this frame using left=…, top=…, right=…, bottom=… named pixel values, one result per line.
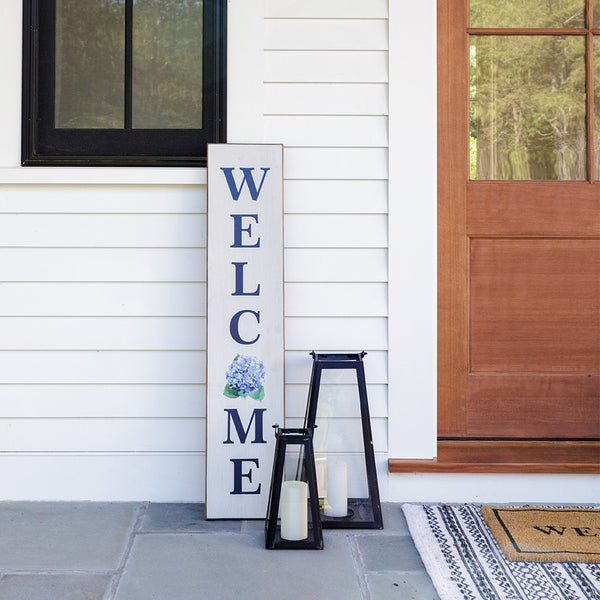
left=206, top=144, right=283, bottom=519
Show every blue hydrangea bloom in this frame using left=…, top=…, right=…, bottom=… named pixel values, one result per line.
left=224, top=355, right=266, bottom=399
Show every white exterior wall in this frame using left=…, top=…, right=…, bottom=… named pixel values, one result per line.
left=0, top=0, right=596, bottom=502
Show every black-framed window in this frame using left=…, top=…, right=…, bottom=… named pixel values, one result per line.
left=22, top=0, right=226, bottom=167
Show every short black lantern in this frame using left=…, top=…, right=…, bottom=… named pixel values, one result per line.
left=304, top=352, right=383, bottom=529
left=265, top=426, right=324, bottom=549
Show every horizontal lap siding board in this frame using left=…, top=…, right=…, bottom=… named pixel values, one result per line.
left=0, top=185, right=206, bottom=213
left=264, top=83, right=389, bottom=116
left=0, top=317, right=206, bottom=350
left=0, top=283, right=206, bottom=316
left=265, top=51, right=388, bottom=83
left=285, top=249, right=388, bottom=281
left=284, top=214, right=388, bottom=247
left=265, top=19, right=388, bottom=51
left=264, top=116, right=388, bottom=147
left=265, top=0, right=388, bottom=19
left=0, top=214, right=206, bottom=247
left=265, top=7, right=390, bottom=496
left=284, top=180, right=388, bottom=214
left=0, top=385, right=206, bottom=418
left=0, top=351, right=206, bottom=383
left=0, top=248, right=206, bottom=281
left=284, top=148, right=388, bottom=180
left=0, top=455, right=205, bottom=502
left=0, top=419, right=206, bottom=453
left=285, top=283, right=388, bottom=316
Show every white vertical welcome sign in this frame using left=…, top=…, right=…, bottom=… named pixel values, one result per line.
left=206, top=144, right=284, bottom=519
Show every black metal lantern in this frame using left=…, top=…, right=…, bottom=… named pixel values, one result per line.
left=265, top=426, right=323, bottom=549
left=304, top=352, right=383, bottom=529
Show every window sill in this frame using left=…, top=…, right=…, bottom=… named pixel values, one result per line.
left=0, top=167, right=207, bottom=185
left=389, top=440, right=600, bottom=474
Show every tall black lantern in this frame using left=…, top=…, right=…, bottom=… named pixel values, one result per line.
left=304, top=352, right=383, bottom=529
left=265, top=426, right=323, bottom=549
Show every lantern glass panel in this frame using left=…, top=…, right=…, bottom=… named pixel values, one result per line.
left=312, top=376, right=369, bottom=516
left=265, top=429, right=323, bottom=549
left=302, top=353, right=383, bottom=529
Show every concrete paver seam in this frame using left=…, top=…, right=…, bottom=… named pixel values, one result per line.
left=0, top=569, right=114, bottom=576
left=347, top=534, right=372, bottom=600
left=103, top=502, right=148, bottom=600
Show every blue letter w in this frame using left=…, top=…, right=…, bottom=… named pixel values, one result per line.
left=221, top=167, right=270, bottom=201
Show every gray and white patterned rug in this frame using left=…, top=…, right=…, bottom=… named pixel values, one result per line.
left=403, top=504, right=600, bottom=600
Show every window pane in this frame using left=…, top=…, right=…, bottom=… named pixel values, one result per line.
left=55, top=0, right=125, bottom=128
left=470, top=0, right=585, bottom=28
left=595, top=1, right=600, bottom=26
left=594, top=36, right=600, bottom=179
left=470, top=36, right=586, bottom=180
left=132, top=0, right=203, bottom=129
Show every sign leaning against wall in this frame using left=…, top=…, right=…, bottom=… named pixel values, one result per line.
left=206, top=144, right=284, bottom=519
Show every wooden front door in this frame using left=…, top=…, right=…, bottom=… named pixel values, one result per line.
left=438, top=0, right=600, bottom=446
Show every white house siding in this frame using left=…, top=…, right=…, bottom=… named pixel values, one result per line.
left=263, top=0, right=390, bottom=498
left=0, top=182, right=208, bottom=500
left=0, top=0, right=390, bottom=501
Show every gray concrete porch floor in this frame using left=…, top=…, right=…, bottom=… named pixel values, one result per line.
left=0, top=502, right=440, bottom=600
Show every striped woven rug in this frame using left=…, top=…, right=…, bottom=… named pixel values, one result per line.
left=403, top=504, right=600, bottom=600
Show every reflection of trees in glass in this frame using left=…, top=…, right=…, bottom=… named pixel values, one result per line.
left=55, top=0, right=125, bottom=128
left=55, top=0, right=203, bottom=130
left=471, top=36, right=586, bottom=180
left=594, top=38, right=600, bottom=179
left=470, top=0, right=585, bottom=28
left=133, top=0, right=203, bottom=129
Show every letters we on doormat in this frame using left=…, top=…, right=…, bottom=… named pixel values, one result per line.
left=482, top=506, right=600, bottom=563
left=206, top=144, right=284, bottom=519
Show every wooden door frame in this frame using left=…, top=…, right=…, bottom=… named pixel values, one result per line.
left=389, top=0, right=599, bottom=474
left=437, top=0, right=469, bottom=439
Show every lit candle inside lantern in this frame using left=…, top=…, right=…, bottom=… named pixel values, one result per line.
left=280, top=480, right=308, bottom=540
left=324, top=459, right=347, bottom=518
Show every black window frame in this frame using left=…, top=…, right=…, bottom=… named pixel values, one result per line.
left=22, top=0, right=226, bottom=167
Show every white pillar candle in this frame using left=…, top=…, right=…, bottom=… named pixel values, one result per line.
left=324, top=459, right=347, bottom=518
left=280, top=480, right=308, bottom=540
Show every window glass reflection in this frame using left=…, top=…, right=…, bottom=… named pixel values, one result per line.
left=470, top=0, right=585, bottom=28
left=470, top=36, right=586, bottom=180
left=55, top=0, right=125, bottom=128
left=595, top=37, right=600, bottom=180
left=133, top=0, right=203, bottom=129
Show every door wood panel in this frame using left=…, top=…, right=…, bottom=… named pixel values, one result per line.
left=467, top=374, right=600, bottom=438
left=470, top=238, right=600, bottom=373
left=468, top=183, right=600, bottom=236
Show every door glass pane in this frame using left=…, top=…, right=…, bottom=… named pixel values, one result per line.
left=55, top=0, right=125, bottom=128
left=470, top=0, right=585, bottom=28
left=594, top=36, right=600, bottom=179
left=470, top=36, right=586, bottom=180
left=132, top=0, right=203, bottom=129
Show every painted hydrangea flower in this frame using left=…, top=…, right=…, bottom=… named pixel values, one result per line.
left=224, top=355, right=266, bottom=401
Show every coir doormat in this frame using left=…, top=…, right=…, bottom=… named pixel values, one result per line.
left=403, top=504, right=600, bottom=600
left=482, top=506, right=600, bottom=563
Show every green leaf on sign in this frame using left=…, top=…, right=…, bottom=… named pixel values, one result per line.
left=223, top=384, right=239, bottom=398
left=250, top=387, right=265, bottom=402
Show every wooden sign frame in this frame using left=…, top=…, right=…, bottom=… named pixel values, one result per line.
left=206, top=144, right=284, bottom=519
